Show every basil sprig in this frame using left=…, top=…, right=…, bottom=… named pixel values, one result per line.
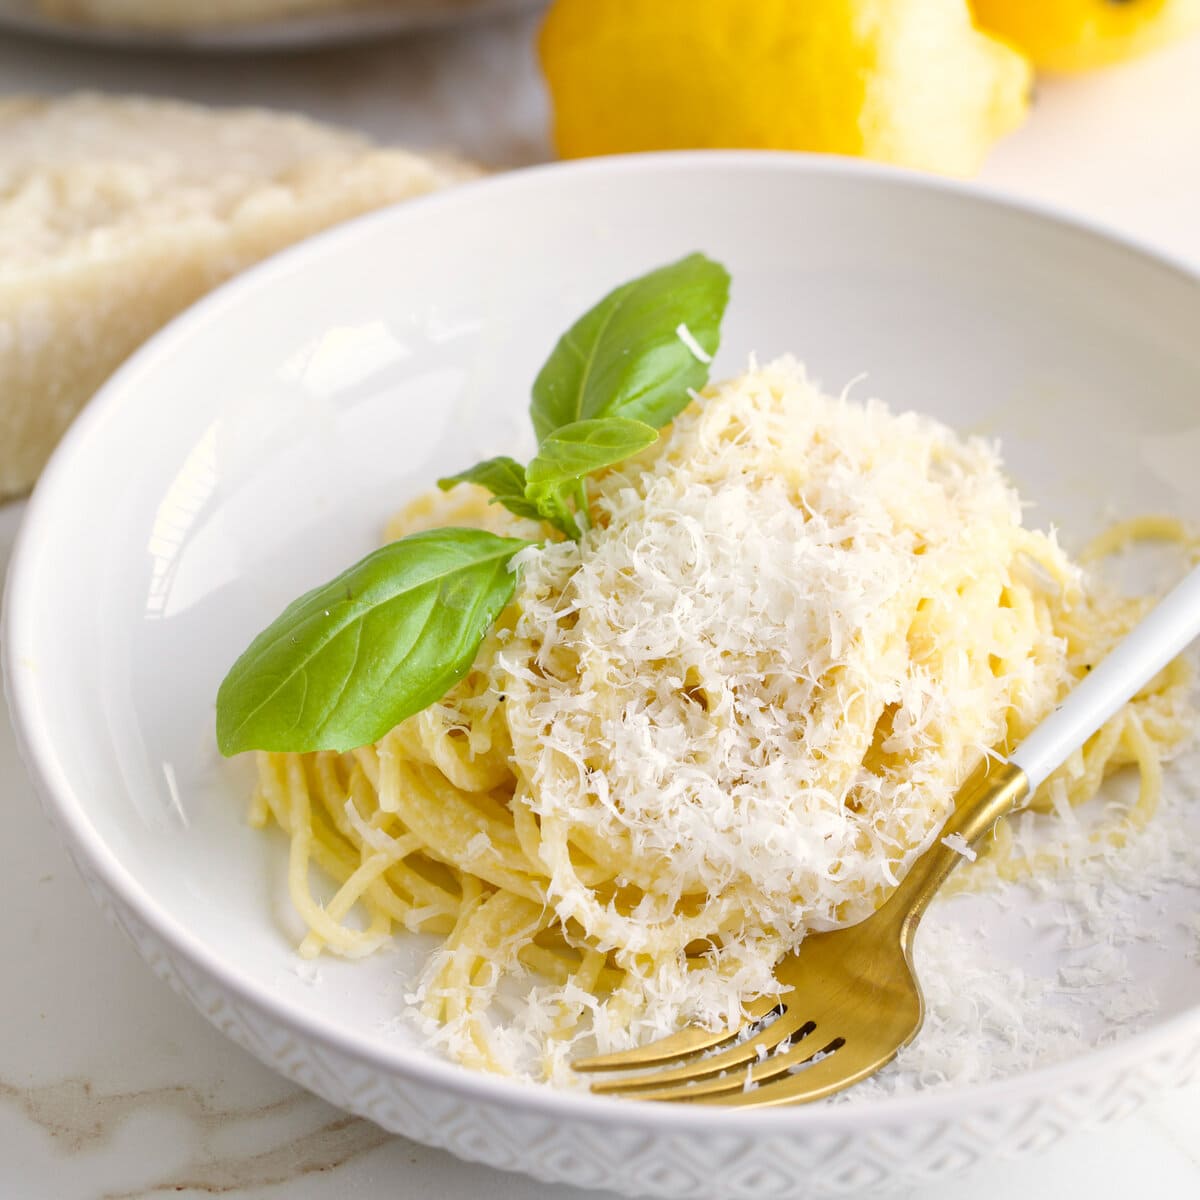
left=524, top=418, right=659, bottom=537
left=217, top=253, right=730, bottom=755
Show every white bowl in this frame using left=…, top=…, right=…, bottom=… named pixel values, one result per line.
left=5, top=154, right=1200, bottom=1199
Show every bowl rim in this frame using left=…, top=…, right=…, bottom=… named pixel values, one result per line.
left=5, top=149, right=1200, bottom=1133
left=0, top=0, right=543, bottom=53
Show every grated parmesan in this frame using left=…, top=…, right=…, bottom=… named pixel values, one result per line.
left=941, top=833, right=978, bottom=862
left=493, top=358, right=1082, bottom=1064
left=675, top=321, right=713, bottom=364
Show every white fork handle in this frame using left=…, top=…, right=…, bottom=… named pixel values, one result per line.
left=1011, top=561, right=1200, bottom=790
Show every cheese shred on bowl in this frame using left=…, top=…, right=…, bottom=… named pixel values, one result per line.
left=249, top=359, right=1194, bottom=1083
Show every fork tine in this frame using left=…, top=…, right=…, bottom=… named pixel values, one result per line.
left=701, top=1037, right=898, bottom=1107
left=587, top=1012, right=816, bottom=1096
left=572, top=994, right=782, bottom=1073
left=611, top=1034, right=842, bottom=1103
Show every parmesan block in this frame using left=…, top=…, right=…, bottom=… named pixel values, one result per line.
left=0, top=93, right=477, bottom=500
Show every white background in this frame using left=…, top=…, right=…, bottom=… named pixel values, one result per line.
left=1, top=9, right=1199, bottom=1198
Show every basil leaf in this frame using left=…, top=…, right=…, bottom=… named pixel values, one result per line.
left=216, top=528, right=532, bottom=755
left=525, top=418, right=658, bottom=490
left=530, top=252, right=730, bottom=442
left=438, top=456, right=542, bottom=521
left=525, top=418, right=658, bottom=537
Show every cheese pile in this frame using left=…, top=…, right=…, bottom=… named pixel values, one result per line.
left=493, top=357, right=1079, bottom=1056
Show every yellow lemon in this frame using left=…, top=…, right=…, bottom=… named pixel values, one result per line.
left=538, top=0, right=1032, bottom=176
left=972, top=0, right=1200, bottom=72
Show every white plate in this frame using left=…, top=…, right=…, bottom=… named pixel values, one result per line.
left=5, top=154, right=1200, bottom=1199
left=0, top=0, right=539, bottom=50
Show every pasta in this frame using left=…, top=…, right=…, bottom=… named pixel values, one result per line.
left=248, top=359, right=1196, bottom=1083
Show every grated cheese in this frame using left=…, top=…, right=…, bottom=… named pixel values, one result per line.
left=498, top=357, right=1082, bottom=1059
left=941, top=833, right=978, bottom=862
left=675, top=321, right=713, bottom=364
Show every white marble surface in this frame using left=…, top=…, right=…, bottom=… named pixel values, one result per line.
left=2, top=11, right=1200, bottom=1198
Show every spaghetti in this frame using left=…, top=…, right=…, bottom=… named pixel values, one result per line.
left=247, top=360, right=1195, bottom=1083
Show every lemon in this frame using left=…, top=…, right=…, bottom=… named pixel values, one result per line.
left=972, top=0, right=1200, bottom=72
left=538, top=0, right=1032, bottom=176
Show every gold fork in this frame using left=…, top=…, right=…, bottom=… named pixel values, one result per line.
left=573, top=561, right=1200, bottom=1107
